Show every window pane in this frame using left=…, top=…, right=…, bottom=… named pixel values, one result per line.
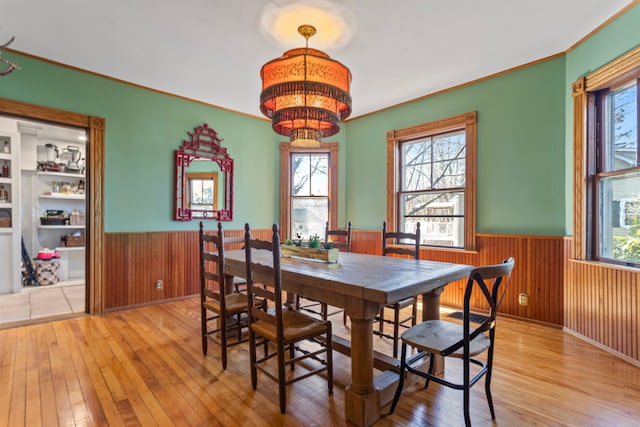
left=599, top=171, right=640, bottom=263
left=402, top=131, right=466, bottom=192
left=292, top=154, right=311, bottom=196
left=605, top=83, right=637, bottom=171
left=190, top=179, right=213, bottom=205
left=309, top=154, right=329, bottom=196
left=400, top=191, right=464, bottom=247
left=402, top=138, right=432, bottom=191
left=432, top=131, right=465, bottom=189
left=291, top=197, right=328, bottom=240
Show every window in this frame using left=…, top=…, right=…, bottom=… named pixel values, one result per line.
left=573, top=44, right=640, bottom=266
left=291, top=153, right=329, bottom=239
left=592, top=77, right=639, bottom=265
left=387, top=112, right=476, bottom=250
left=280, top=143, right=338, bottom=240
left=185, top=172, right=218, bottom=218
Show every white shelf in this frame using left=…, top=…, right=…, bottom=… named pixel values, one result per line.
left=0, top=153, right=10, bottom=160
left=38, top=225, right=84, bottom=229
left=30, top=158, right=86, bottom=288
left=0, top=177, right=11, bottom=184
left=0, top=228, right=11, bottom=234
left=0, top=202, right=11, bottom=209
left=37, top=171, right=85, bottom=178
left=39, top=193, right=85, bottom=200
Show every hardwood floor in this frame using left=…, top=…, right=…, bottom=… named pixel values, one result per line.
left=1, top=297, right=639, bottom=426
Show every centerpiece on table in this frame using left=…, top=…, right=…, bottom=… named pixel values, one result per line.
left=281, top=233, right=339, bottom=263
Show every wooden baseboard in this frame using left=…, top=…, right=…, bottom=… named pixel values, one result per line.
left=104, top=294, right=197, bottom=314
left=563, top=327, right=640, bottom=369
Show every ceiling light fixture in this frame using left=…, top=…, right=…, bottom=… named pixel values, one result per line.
left=0, top=34, right=19, bottom=76
left=259, top=24, right=352, bottom=147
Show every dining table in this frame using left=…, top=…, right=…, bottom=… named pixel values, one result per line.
left=223, top=249, right=473, bottom=427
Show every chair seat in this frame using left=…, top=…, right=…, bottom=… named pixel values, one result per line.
left=203, top=292, right=248, bottom=315
left=401, top=320, right=491, bottom=357
left=252, top=309, right=329, bottom=343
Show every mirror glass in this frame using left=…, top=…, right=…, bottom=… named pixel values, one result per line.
left=175, top=124, right=233, bottom=221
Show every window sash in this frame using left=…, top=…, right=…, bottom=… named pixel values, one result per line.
left=592, top=77, right=640, bottom=266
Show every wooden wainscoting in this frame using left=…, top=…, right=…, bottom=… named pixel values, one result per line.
left=104, top=228, right=271, bottom=310
left=352, top=230, right=568, bottom=326
left=106, top=229, right=566, bottom=324
left=565, top=258, right=639, bottom=363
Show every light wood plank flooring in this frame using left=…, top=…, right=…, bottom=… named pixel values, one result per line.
left=1, top=297, right=639, bottom=426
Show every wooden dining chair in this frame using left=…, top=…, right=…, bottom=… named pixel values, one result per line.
left=296, top=221, right=352, bottom=324
left=325, top=220, right=352, bottom=252
left=244, top=223, right=333, bottom=414
left=222, top=235, right=248, bottom=293
left=199, top=221, right=254, bottom=369
left=389, top=257, right=516, bottom=427
left=374, top=221, right=421, bottom=358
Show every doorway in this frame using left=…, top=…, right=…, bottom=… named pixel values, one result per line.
left=0, top=97, right=105, bottom=322
left=0, top=118, right=87, bottom=327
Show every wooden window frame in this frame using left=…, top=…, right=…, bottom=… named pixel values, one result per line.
left=387, top=111, right=477, bottom=251
left=573, top=45, right=640, bottom=261
left=279, top=142, right=338, bottom=241
left=185, top=171, right=218, bottom=211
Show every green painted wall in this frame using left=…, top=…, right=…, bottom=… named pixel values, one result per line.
left=0, top=53, right=281, bottom=232
left=2, top=2, right=638, bottom=236
left=564, top=3, right=640, bottom=235
left=345, top=57, right=566, bottom=234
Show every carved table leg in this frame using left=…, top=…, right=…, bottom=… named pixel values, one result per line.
left=345, top=312, right=381, bottom=427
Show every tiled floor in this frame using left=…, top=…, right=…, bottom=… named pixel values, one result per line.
left=0, top=281, right=85, bottom=329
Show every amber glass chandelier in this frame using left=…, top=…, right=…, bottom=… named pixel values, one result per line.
left=260, top=24, right=352, bottom=147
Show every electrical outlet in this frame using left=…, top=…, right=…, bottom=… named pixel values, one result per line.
left=155, top=280, right=163, bottom=291
left=519, top=292, right=528, bottom=305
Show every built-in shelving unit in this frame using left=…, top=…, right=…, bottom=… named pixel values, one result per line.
left=35, top=170, right=86, bottom=283
left=0, top=118, right=88, bottom=293
left=0, top=129, right=21, bottom=293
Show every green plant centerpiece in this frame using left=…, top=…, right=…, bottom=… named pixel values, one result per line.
left=308, top=234, right=321, bottom=248
left=281, top=233, right=339, bottom=263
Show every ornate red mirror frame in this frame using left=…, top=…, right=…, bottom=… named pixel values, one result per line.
left=174, top=124, right=233, bottom=221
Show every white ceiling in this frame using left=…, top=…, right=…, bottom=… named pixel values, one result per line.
left=2, top=0, right=633, bottom=119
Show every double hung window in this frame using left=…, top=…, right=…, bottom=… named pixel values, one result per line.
left=573, top=44, right=640, bottom=267
left=399, top=130, right=466, bottom=247
left=279, top=143, right=339, bottom=240
left=387, top=112, right=476, bottom=250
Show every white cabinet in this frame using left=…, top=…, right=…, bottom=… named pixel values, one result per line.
left=0, top=130, right=21, bottom=294
left=35, top=172, right=86, bottom=282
